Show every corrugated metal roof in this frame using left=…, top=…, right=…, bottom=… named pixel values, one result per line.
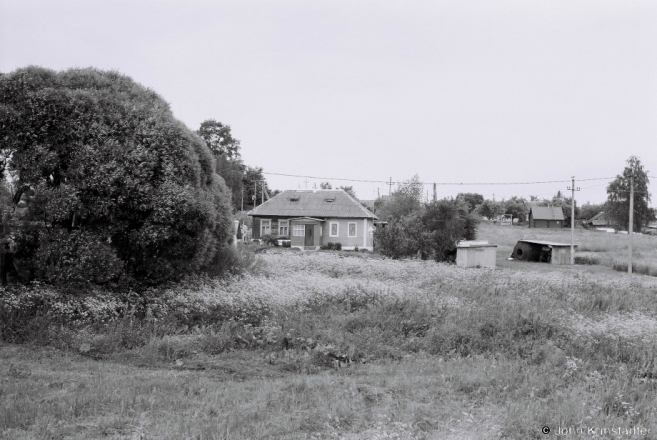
left=518, top=239, right=578, bottom=247
left=530, top=206, right=565, bottom=221
left=457, top=240, right=497, bottom=248
left=248, top=190, right=378, bottom=219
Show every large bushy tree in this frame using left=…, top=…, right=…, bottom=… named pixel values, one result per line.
left=197, top=119, right=241, bottom=159
left=0, top=66, right=233, bottom=285
left=606, top=156, right=653, bottom=232
left=475, top=199, right=503, bottom=221
left=375, top=195, right=477, bottom=261
left=456, top=193, right=484, bottom=213
left=376, top=175, right=423, bottom=221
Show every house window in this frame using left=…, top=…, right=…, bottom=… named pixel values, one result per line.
left=348, top=222, right=357, bottom=237
left=330, top=222, right=339, bottom=237
left=279, top=220, right=289, bottom=236
left=293, top=224, right=305, bottom=236
left=260, top=219, right=271, bottom=236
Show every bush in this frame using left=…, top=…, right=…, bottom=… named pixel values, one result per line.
left=321, top=242, right=342, bottom=251
left=374, top=198, right=478, bottom=261
left=0, top=66, right=234, bottom=285
left=260, top=235, right=278, bottom=246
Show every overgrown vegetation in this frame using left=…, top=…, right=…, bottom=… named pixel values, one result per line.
left=374, top=177, right=478, bottom=260
left=4, top=251, right=657, bottom=438
left=0, top=66, right=235, bottom=286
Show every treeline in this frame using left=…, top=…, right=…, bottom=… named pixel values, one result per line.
left=371, top=158, right=655, bottom=259
left=0, top=66, right=270, bottom=288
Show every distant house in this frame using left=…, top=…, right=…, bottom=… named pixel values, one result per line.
left=528, top=206, right=564, bottom=229
left=248, top=190, right=379, bottom=251
left=587, top=212, right=618, bottom=229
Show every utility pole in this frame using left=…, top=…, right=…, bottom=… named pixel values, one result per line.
left=629, top=174, right=635, bottom=275
left=253, top=181, right=257, bottom=207
left=304, top=179, right=309, bottom=189
left=433, top=183, right=437, bottom=202
left=567, top=176, right=580, bottom=265
left=387, top=177, right=393, bottom=196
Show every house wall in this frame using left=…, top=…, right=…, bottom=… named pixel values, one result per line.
left=252, top=216, right=293, bottom=239
left=321, top=218, right=373, bottom=250
left=547, top=220, right=562, bottom=229
left=530, top=218, right=563, bottom=229
left=251, top=215, right=375, bottom=250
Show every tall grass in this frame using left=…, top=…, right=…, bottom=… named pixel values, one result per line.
left=5, top=250, right=657, bottom=438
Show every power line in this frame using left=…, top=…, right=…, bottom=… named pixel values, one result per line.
left=263, top=171, right=620, bottom=187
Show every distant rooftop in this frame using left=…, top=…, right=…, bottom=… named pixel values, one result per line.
left=530, top=206, right=565, bottom=221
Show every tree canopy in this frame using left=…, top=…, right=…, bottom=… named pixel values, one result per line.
left=339, top=186, right=357, bottom=199
left=375, top=175, right=423, bottom=221
left=606, top=156, right=653, bottom=232
left=197, top=119, right=241, bottom=159
left=0, top=66, right=234, bottom=285
left=456, top=193, right=484, bottom=213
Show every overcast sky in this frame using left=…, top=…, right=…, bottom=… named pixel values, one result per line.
left=2, top=0, right=655, bottom=204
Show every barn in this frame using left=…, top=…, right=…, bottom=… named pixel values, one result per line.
left=528, top=206, right=564, bottom=229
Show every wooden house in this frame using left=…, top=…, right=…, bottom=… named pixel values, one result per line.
left=248, top=190, right=378, bottom=251
left=528, top=206, right=564, bottom=229
left=586, top=212, right=618, bottom=229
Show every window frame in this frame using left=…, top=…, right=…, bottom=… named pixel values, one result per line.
left=293, top=224, right=305, bottom=237
left=279, top=220, right=289, bottom=237
left=348, top=222, right=357, bottom=237
left=260, top=219, right=271, bottom=236
left=329, top=222, right=339, bottom=237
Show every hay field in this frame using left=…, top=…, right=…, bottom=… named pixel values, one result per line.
left=478, top=222, right=657, bottom=275
left=3, top=246, right=657, bottom=439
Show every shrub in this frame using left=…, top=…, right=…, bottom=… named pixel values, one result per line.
left=260, top=235, right=278, bottom=246
left=0, top=66, right=234, bottom=285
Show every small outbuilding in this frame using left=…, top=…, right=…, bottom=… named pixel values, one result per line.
left=528, top=206, right=565, bottom=229
left=456, top=241, right=497, bottom=268
left=511, top=240, right=577, bottom=265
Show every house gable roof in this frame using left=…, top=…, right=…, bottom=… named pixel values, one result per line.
left=530, top=206, right=565, bottom=221
left=248, top=190, right=378, bottom=219
left=588, top=211, right=618, bottom=226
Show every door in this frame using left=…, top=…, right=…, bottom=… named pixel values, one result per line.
left=304, top=225, right=314, bottom=246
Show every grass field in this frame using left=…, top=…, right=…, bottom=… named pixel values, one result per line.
left=2, top=228, right=657, bottom=439
left=478, top=222, right=657, bottom=276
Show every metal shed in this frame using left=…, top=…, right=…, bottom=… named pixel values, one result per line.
left=511, top=240, right=578, bottom=265
left=456, top=241, right=497, bottom=268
